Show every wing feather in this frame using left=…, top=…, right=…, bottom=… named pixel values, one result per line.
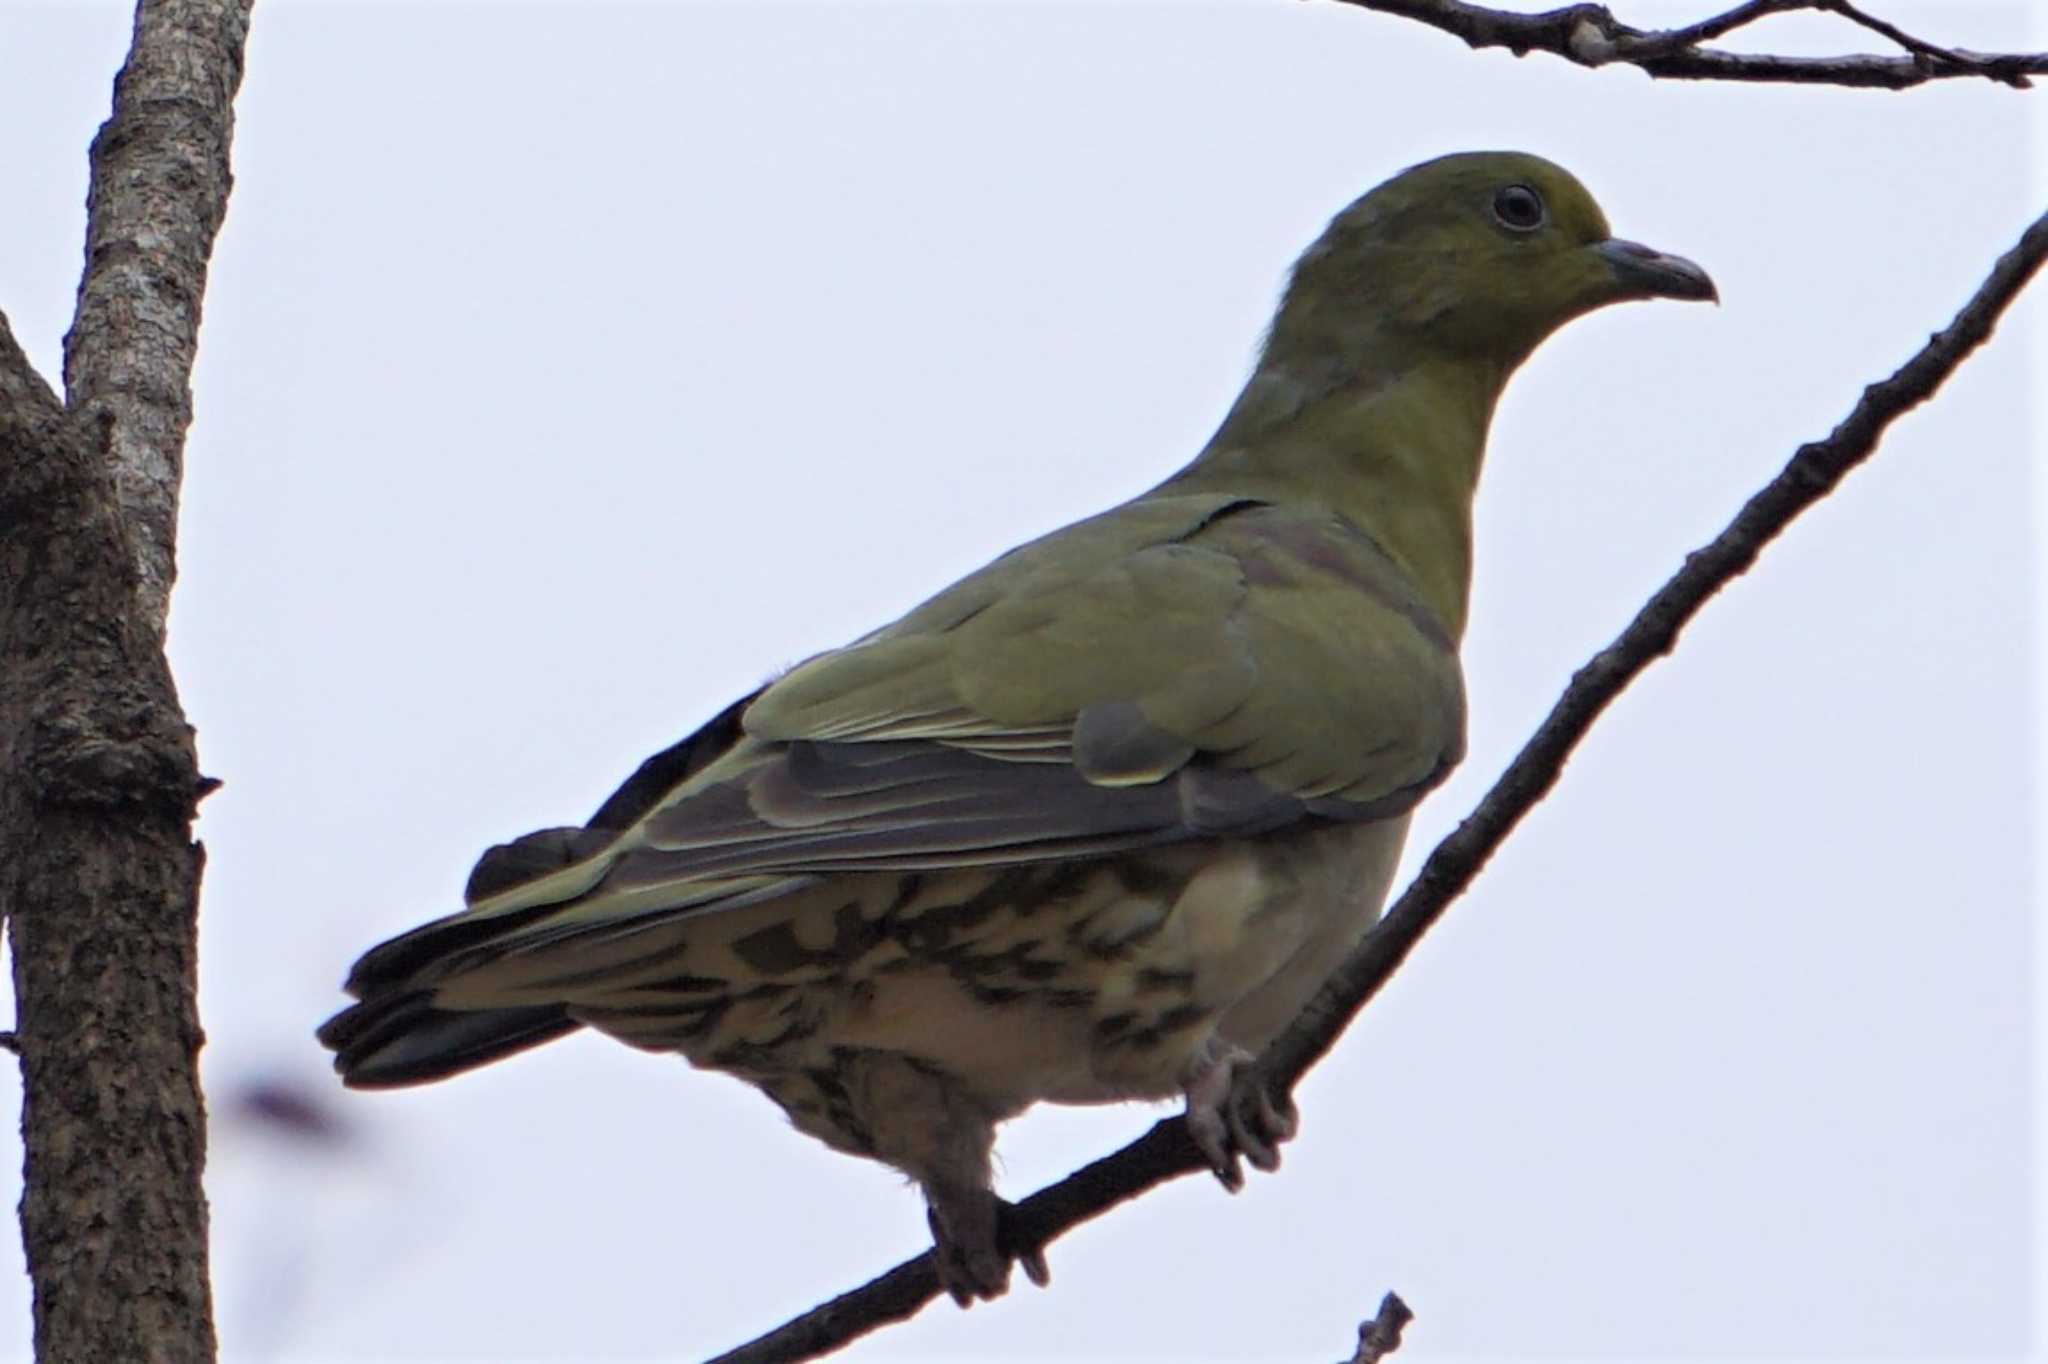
left=416, top=492, right=1464, bottom=979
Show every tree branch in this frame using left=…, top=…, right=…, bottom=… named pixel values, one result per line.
left=707, top=199, right=2048, bottom=1364
left=0, top=1, right=252, bottom=1359
left=1328, top=0, right=2046, bottom=88
left=63, top=0, right=252, bottom=633
left=1344, top=1292, right=1415, bottom=1364
left=0, top=319, right=65, bottom=424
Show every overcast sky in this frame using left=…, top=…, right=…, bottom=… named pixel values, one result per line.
left=1, top=2, right=2042, bottom=1361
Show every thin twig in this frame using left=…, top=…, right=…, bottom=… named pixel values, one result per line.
left=1328, top=0, right=2044, bottom=89
left=1627, top=0, right=1807, bottom=56
left=708, top=201, right=2048, bottom=1364
left=1345, top=1291, right=1415, bottom=1364
left=1819, top=0, right=1972, bottom=67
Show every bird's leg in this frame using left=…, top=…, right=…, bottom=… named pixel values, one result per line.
left=924, top=1180, right=1002, bottom=1305
left=826, top=1048, right=1046, bottom=1305
left=1181, top=1034, right=1299, bottom=1192
left=922, top=1184, right=1051, bottom=1306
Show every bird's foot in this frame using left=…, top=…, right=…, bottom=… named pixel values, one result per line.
left=1181, top=1037, right=1298, bottom=1192
left=925, top=1186, right=1050, bottom=1306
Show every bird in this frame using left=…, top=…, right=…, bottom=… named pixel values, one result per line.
left=319, top=150, right=1714, bottom=1305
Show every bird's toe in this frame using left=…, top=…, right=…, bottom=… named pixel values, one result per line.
left=927, top=1188, right=1049, bottom=1305
left=1182, top=1036, right=1297, bottom=1190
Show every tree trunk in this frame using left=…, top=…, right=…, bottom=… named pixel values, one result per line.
left=0, top=1, right=252, bottom=1358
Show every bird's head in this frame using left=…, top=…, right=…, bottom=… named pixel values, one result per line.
left=1273, top=150, right=1715, bottom=374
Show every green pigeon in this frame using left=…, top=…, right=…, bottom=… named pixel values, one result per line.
left=320, top=150, right=1713, bottom=1304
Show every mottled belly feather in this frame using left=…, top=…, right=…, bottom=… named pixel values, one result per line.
left=550, top=816, right=1409, bottom=1158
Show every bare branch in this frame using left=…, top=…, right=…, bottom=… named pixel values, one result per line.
left=708, top=199, right=2048, bottom=1364
left=1344, top=1292, right=1416, bottom=1364
left=1627, top=0, right=1808, bottom=53
left=1817, top=0, right=1979, bottom=68
left=1328, top=0, right=2045, bottom=88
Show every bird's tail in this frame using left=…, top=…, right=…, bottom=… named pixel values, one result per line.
left=321, top=698, right=772, bottom=1089
left=317, top=990, right=578, bottom=1089
left=317, top=826, right=614, bottom=1088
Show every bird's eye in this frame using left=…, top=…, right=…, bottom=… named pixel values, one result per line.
left=1491, top=184, right=1546, bottom=233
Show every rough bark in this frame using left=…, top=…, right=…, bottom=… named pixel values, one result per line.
left=0, top=1, right=252, bottom=1359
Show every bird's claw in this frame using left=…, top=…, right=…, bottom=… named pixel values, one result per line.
left=1018, top=1241, right=1051, bottom=1289
left=1182, top=1039, right=1298, bottom=1192
left=926, top=1192, right=1050, bottom=1306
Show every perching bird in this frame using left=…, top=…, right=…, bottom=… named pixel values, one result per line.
left=320, top=151, right=1713, bottom=1304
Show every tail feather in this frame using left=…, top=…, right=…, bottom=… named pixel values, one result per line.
left=324, top=833, right=601, bottom=1087
left=319, top=990, right=579, bottom=1089
left=341, top=895, right=575, bottom=1000
left=321, top=696, right=764, bottom=1089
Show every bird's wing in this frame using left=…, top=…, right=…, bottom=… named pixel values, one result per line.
left=345, top=492, right=1463, bottom=994
left=741, top=491, right=1465, bottom=801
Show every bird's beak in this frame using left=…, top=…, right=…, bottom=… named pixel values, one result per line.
left=1594, top=238, right=1718, bottom=303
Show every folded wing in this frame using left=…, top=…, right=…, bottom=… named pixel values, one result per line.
left=333, top=490, right=1465, bottom=1022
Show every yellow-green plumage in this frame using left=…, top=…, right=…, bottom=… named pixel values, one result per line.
left=319, top=151, right=1712, bottom=1304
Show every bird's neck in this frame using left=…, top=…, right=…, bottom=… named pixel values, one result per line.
left=1169, top=348, right=1507, bottom=642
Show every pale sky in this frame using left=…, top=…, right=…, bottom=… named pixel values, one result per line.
left=1, top=3, right=2042, bottom=1361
